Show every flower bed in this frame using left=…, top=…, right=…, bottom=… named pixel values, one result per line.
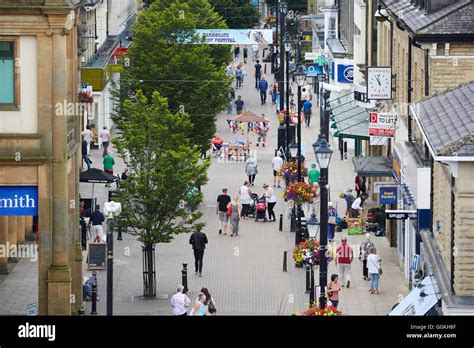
left=295, top=305, right=342, bottom=316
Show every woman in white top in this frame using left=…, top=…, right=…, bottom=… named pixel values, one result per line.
left=239, top=181, right=252, bottom=219
left=263, top=183, right=277, bottom=221
left=367, top=247, right=382, bottom=294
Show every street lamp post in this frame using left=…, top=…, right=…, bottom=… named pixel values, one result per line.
left=313, top=137, right=332, bottom=309
left=283, top=34, right=292, bottom=155
left=279, top=2, right=287, bottom=116
left=306, top=213, right=319, bottom=307
left=104, top=201, right=122, bottom=316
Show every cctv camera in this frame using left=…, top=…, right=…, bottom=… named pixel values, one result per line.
left=375, top=8, right=389, bottom=22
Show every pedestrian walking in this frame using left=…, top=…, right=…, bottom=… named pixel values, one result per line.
left=252, top=44, right=258, bottom=61
left=170, top=285, right=191, bottom=316
left=235, top=65, right=243, bottom=89
left=234, top=45, right=240, bottom=61
left=258, top=75, right=269, bottom=104
left=303, top=99, right=312, bottom=127
left=360, top=233, right=376, bottom=281
left=271, top=80, right=277, bottom=105
left=82, top=125, right=93, bottom=155
left=234, top=95, right=245, bottom=114
left=189, top=228, right=208, bottom=277
left=82, top=139, right=92, bottom=170
left=243, top=47, right=248, bottom=64
left=254, top=59, right=262, bottom=88
left=367, top=247, right=382, bottom=294
left=355, top=174, right=366, bottom=197
left=263, top=183, right=277, bottom=221
left=350, top=192, right=367, bottom=218
left=100, top=126, right=110, bottom=157
left=226, top=64, right=233, bottom=78
left=103, top=153, right=115, bottom=175
left=200, top=287, right=217, bottom=315
left=339, top=188, right=355, bottom=217
left=308, top=163, right=320, bottom=185
left=239, top=182, right=252, bottom=219
left=327, top=202, right=337, bottom=242
left=255, top=120, right=268, bottom=147
left=327, top=274, right=341, bottom=308
left=228, top=195, right=242, bottom=236
left=216, top=188, right=231, bottom=235
left=245, top=156, right=258, bottom=185
left=336, top=237, right=354, bottom=288
left=227, top=88, right=235, bottom=114
left=191, top=293, right=207, bottom=316
left=89, top=204, right=105, bottom=243
left=272, top=152, right=284, bottom=188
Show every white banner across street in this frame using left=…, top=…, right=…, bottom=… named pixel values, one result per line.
left=194, top=29, right=273, bottom=45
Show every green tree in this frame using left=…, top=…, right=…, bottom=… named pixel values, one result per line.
left=121, top=0, right=232, bottom=152
left=113, top=90, right=209, bottom=297
left=208, top=0, right=259, bottom=29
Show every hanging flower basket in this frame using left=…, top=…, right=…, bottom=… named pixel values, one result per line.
left=292, top=240, right=321, bottom=266
left=282, top=181, right=316, bottom=207
left=78, top=90, right=94, bottom=104
left=279, top=161, right=308, bottom=183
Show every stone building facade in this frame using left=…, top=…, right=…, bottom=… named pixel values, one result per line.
left=0, top=0, right=83, bottom=315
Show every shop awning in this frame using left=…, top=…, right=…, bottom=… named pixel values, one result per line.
left=352, top=156, right=393, bottom=177
left=389, top=275, right=440, bottom=316
left=328, top=91, right=371, bottom=140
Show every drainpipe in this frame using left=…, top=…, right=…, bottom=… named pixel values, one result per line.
left=430, top=156, right=434, bottom=234
left=450, top=174, right=455, bottom=294
left=407, top=36, right=413, bottom=142
left=424, top=48, right=429, bottom=96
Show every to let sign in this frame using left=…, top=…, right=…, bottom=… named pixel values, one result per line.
left=0, top=186, right=38, bottom=216
left=369, top=112, right=396, bottom=137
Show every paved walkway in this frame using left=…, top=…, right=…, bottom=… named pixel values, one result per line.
left=0, top=45, right=408, bottom=315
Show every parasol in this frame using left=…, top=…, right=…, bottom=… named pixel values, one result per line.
left=80, top=168, right=117, bottom=200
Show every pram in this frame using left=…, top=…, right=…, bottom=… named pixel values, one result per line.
left=247, top=193, right=258, bottom=218
left=255, top=195, right=267, bottom=222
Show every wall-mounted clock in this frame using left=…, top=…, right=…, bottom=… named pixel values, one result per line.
left=367, top=67, right=392, bottom=100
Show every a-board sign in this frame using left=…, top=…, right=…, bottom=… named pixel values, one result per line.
left=87, top=243, right=106, bottom=270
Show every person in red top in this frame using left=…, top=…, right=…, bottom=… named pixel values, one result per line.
left=336, top=237, right=354, bottom=288
left=211, top=134, right=224, bottom=152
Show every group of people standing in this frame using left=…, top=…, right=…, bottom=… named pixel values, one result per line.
left=170, top=285, right=217, bottom=316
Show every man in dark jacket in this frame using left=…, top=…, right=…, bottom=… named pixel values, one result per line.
left=189, top=229, right=208, bottom=277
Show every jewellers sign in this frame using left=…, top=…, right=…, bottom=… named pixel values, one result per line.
left=0, top=186, right=38, bottom=216
left=385, top=210, right=417, bottom=220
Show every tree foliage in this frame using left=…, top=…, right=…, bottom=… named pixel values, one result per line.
left=113, top=90, right=209, bottom=247
left=120, top=0, right=232, bottom=151
left=208, top=0, right=259, bottom=29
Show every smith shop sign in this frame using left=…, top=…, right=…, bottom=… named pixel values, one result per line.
left=385, top=210, right=417, bottom=220
left=0, top=186, right=38, bottom=216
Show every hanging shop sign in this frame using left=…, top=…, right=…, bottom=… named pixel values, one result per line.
left=306, top=63, right=322, bottom=77
left=194, top=29, right=273, bottom=45
left=385, top=210, right=417, bottom=220
left=0, top=186, right=38, bottom=216
left=380, top=186, right=398, bottom=204
left=367, top=66, right=392, bottom=100
left=337, top=64, right=353, bottom=83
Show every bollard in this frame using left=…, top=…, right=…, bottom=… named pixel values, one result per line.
left=279, top=214, right=283, bottom=231
left=182, top=263, right=188, bottom=293
left=283, top=251, right=287, bottom=272
left=91, top=282, right=97, bottom=315
left=305, top=265, right=310, bottom=293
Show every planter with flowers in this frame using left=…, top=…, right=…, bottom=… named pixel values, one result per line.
left=78, top=90, right=94, bottom=104
left=293, top=305, right=342, bottom=316
left=282, top=181, right=316, bottom=207
left=292, top=240, right=321, bottom=266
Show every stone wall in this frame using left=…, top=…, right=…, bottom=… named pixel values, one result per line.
left=432, top=161, right=452, bottom=273
left=454, top=162, right=474, bottom=296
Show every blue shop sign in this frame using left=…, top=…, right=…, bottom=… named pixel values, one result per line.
left=306, top=63, right=322, bottom=77
left=0, top=186, right=38, bottom=216
left=337, top=64, right=353, bottom=83
left=380, top=186, right=397, bottom=204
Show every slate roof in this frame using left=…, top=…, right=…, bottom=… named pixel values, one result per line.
left=412, top=81, right=474, bottom=157
left=381, top=0, right=474, bottom=35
